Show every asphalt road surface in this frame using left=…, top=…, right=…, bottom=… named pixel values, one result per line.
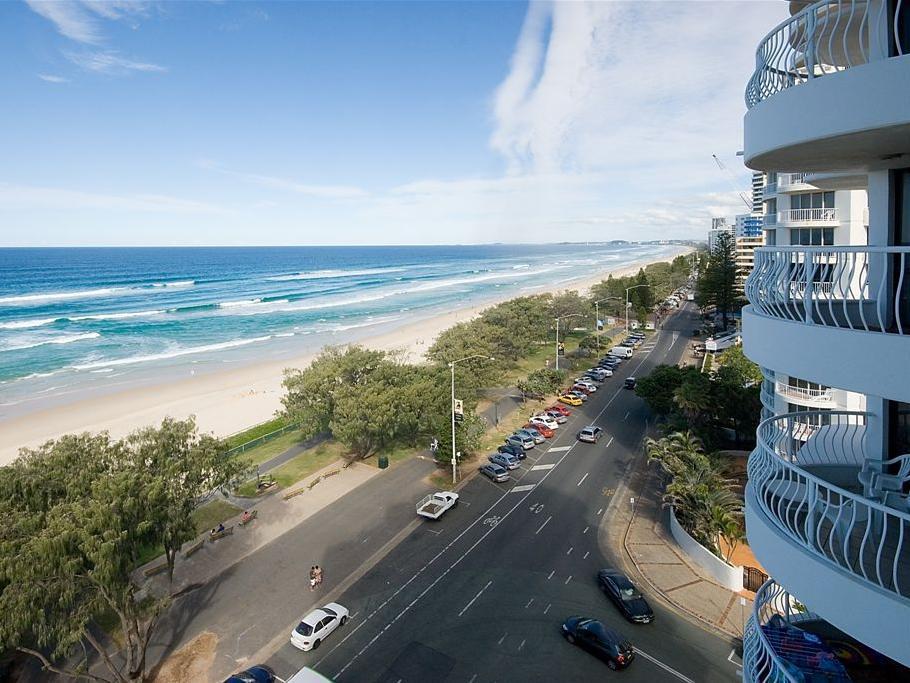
left=260, top=305, right=743, bottom=683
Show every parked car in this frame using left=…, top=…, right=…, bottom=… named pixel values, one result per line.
left=548, top=404, right=572, bottom=416
left=577, top=426, right=603, bottom=443
left=416, top=491, right=459, bottom=520
left=505, top=433, right=536, bottom=450
left=543, top=409, right=568, bottom=424
left=561, top=617, right=635, bottom=670
left=290, top=603, right=350, bottom=651
left=571, top=383, right=594, bottom=396
left=588, top=367, right=612, bottom=378
left=597, top=569, right=654, bottom=624
left=624, top=377, right=637, bottom=390
left=558, top=393, right=583, bottom=406
left=530, top=414, right=559, bottom=430
left=498, top=442, right=527, bottom=459
left=479, top=463, right=510, bottom=483
left=568, top=390, right=589, bottom=402
left=489, top=452, right=520, bottom=470
left=224, top=666, right=276, bottom=683
left=517, top=427, right=546, bottom=444
left=525, top=422, right=554, bottom=439
left=573, top=379, right=598, bottom=392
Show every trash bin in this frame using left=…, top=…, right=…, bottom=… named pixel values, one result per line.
left=378, top=454, right=389, bottom=469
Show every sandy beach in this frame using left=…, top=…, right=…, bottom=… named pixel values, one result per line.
left=0, top=248, right=689, bottom=464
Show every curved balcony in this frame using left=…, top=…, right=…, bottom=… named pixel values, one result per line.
left=776, top=207, right=839, bottom=226
left=746, top=410, right=910, bottom=664
left=775, top=381, right=834, bottom=408
left=776, top=173, right=813, bottom=193
left=743, top=580, right=812, bottom=683
left=746, top=0, right=896, bottom=109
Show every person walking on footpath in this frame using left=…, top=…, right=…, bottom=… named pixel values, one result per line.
left=309, top=565, right=318, bottom=591
left=315, top=565, right=324, bottom=587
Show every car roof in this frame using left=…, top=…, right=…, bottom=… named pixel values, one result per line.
left=577, top=619, right=630, bottom=646
left=599, top=568, right=633, bottom=587
left=301, top=608, right=332, bottom=625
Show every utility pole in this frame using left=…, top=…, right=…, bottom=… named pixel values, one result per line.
left=448, top=355, right=493, bottom=484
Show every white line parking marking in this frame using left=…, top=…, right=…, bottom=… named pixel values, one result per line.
left=605, top=436, right=614, bottom=448
left=634, top=647, right=696, bottom=682
left=548, top=445, right=571, bottom=452
left=511, top=484, right=536, bottom=493
left=426, top=528, right=443, bottom=535
left=543, top=603, right=551, bottom=615
left=577, top=473, right=589, bottom=487
left=458, top=580, right=493, bottom=617
left=536, top=515, right=552, bottom=535
left=531, top=463, right=555, bottom=471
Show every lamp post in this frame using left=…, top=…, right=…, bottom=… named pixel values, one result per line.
left=593, top=297, right=622, bottom=351
left=554, top=313, right=583, bottom=371
left=624, top=284, right=651, bottom=334
left=449, top=354, right=494, bottom=485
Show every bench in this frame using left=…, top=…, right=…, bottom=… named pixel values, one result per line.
left=209, top=526, right=234, bottom=542
left=239, top=509, right=258, bottom=526
left=143, top=562, right=169, bottom=578
left=183, top=538, right=205, bottom=558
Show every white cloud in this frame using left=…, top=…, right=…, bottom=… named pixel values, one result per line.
left=199, top=161, right=369, bottom=200
left=37, top=73, right=70, bottom=83
left=0, top=182, right=227, bottom=215
left=65, top=50, right=166, bottom=74
left=25, top=0, right=152, bottom=44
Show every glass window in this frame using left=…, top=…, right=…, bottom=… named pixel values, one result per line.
left=823, top=228, right=834, bottom=245
left=823, top=191, right=835, bottom=208
left=811, top=229, right=822, bottom=245
left=811, top=192, right=823, bottom=209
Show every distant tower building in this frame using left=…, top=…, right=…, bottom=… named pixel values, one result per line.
left=734, top=213, right=765, bottom=287
left=751, top=171, right=764, bottom=214
left=708, top=217, right=733, bottom=252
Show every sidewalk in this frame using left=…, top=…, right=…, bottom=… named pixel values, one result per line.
left=612, top=458, right=753, bottom=639
left=134, top=459, right=379, bottom=599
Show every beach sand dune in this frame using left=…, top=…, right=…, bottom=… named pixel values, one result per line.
left=0, top=250, right=688, bottom=465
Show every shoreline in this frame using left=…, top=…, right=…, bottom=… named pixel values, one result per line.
left=0, top=248, right=689, bottom=464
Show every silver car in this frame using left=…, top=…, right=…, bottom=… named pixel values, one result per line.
left=479, top=463, right=510, bottom=483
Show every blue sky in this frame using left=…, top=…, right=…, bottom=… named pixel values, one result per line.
left=0, top=1, right=787, bottom=246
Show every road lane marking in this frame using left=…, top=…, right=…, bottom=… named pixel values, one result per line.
left=566, top=546, right=573, bottom=555
left=543, top=603, right=551, bottom=615
left=511, top=484, right=536, bottom=493
left=458, top=579, right=493, bottom=617
left=583, top=526, right=589, bottom=534
left=727, top=650, right=743, bottom=668
left=576, top=473, right=589, bottom=487
left=531, top=463, right=555, bottom=471
left=426, top=528, right=443, bottom=535
left=518, top=639, right=526, bottom=652
left=525, top=598, right=534, bottom=608
left=583, top=551, right=590, bottom=559
left=536, top=515, right=552, bottom=535
left=597, top=508, right=603, bottom=515
left=548, top=445, right=571, bottom=452
left=468, top=675, right=478, bottom=683
left=623, top=411, right=630, bottom=421
left=497, top=632, right=507, bottom=645
left=361, top=537, right=369, bottom=544
left=564, top=575, right=572, bottom=585
left=605, top=436, right=614, bottom=448
left=547, top=570, right=555, bottom=580
left=634, top=647, right=696, bottom=682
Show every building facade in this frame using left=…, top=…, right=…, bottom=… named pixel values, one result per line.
left=740, top=1, right=910, bottom=679
left=735, top=213, right=765, bottom=287
left=708, top=217, right=734, bottom=252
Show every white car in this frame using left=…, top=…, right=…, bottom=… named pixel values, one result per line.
left=530, top=414, right=559, bottom=430
left=573, top=379, right=598, bottom=392
left=290, top=602, right=350, bottom=651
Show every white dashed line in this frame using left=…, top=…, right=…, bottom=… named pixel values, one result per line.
left=458, top=580, right=493, bottom=617
left=583, top=526, right=589, bottom=534
left=536, top=515, right=552, bottom=535
left=634, top=647, right=696, bottom=682
left=564, top=575, right=572, bottom=585
left=577, top=473, right=589, bottom=487
left=583, top=551, right=590, bottom=559
left=525, top=598, right=534, bottom=609
left=547, top=570, right=555, bottom=580
left=543, top=603, right=551, bottom=615
left=605, top=436, right=614, bottom=448
left=566, top=546, right=573, bottom=555
left=623, top=411, right=630, bottom=421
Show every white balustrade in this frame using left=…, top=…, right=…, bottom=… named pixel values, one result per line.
left=746, top=246, right=910, bottom=336
left=749, top=410, right=910, bottom=600
left=775, top=381, right=834, bottom=404
left=746, top=0, right=902, bottom=108
left=777, top=173, right=809, bottom=189
left=743, top=580, right=801, bottom=683
left=777, top=207, right=839, bottom=224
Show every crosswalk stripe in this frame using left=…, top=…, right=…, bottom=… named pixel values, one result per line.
left=511, top=484, right=536, bottom=493
left=548, top=446, right=571, bottom=452
left=531, top=464, right=556, bottom=471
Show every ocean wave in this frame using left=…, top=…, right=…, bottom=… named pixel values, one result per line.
left=151, top=280, right=194, bottom=288
left=218, top=298, right=262, bottom=309
left=266, top=267, right=406, bottom=282
left=0, top=287, right=132, bottom=306
left=71, top=335, right=273, bottom=371
left=3, top=332, right=100, bottom=352
left=0, top=317, right=58, bottom=330
left=327, top=316, right=401, bottom=333
left=71, top=309, right=166, bottom=321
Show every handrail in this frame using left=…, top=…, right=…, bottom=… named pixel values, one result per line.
left=746, top=0, right=899, bottom=108
left=777, top=173, right=809, bottom=188
left=775, top=381, right=834, bottom=402
left=750, top=410, right=910, bottom=600
left=746, top=245, right=910, bottom=336
left=743, top=580, right=801, bottom=683
left=777, top=207, right=839, bottom=223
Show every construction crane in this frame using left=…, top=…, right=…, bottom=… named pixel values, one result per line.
left=712, top=154, right=752, bottom=210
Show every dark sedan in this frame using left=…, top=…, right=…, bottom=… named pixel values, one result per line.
left=224, top=665, right=275, bottom=683
left=561, top=617, right=635, bottom=670
left=597, top=569, right=654, bottom=623
left=497, top=442, right=527, bottom=459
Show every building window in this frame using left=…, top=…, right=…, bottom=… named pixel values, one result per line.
left=788, top=403, right=832, bottom=426
left=787, top=377, right=828, bottom=392
left=792, top=191, right=835, bottom=210
left=790, top=228, right=834, bottom=245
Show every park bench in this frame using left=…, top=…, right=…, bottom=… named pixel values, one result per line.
left=183, top=538, right=205, bottom=558
left=208, top=525, right=234, bottom=542
left=143, top=562, right=168, bottom=578
left=239, top=510, right=258, bottom=526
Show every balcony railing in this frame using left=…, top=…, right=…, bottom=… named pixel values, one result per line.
left=764, top=181, right=778, bottom=196
left=746, top=246, right=910, bottom=336
left=777, top=207, right=839, bottom=224
left=743, top=580, right=802, bottom=683
left=750, top=410, right=910, bottom=600
left=746, top=0, right=903, bottom=108
left=777, top=173, right=809, bottom=190
left=775, top=381, right=834, bottom=405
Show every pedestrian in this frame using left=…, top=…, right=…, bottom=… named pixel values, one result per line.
left=315, top=565, right=324, bottom=586
left=309, top=566, right=318, bottom=591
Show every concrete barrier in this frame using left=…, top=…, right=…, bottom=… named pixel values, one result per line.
left=183, top=538, right=205, bottom=559
left=669, top=507, right=743, bottom=591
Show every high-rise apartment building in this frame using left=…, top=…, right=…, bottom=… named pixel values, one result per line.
left=734, top=213, right=765, bottom=287
left=740, top=1, right=910, bottom=679
left=708, top=217, right=734, bottom=252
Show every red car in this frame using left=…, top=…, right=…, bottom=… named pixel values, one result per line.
left=525, top=422, right=554, bottom=438
left=548, top=404, right=571, bottom=416
left=571, top=383, right=594, bottom=395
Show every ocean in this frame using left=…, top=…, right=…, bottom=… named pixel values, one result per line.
left=0, top=244, right=677, bottom=417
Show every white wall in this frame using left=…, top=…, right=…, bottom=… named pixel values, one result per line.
left=669, top=507, right=744, bottom=592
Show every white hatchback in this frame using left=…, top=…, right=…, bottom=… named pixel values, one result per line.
left=530, top=414, right=559, bottom=430
left=290, top=602, right=350, bottom=651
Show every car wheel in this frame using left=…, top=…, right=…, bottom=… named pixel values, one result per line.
left=340, top=616, right=348, bottom=626
left=607, top=660, right=617, bottom=670
left=312, top=639, right=321, bottom=650
left=453, top=498, right=459, bottom=507
left=566, top=634, right=575, bottom=644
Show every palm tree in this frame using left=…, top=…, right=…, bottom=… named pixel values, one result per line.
left=646, top=431, right=705, bottom=479
left=672, top=378, right=712, bottom=428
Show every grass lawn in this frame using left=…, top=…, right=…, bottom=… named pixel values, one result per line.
left=225, top=416, right=293, bottom=450
left=366, top=445, right=418, bottom=468
left=191, top=499, right=242, bottom=534
left=235, top=440, right=349, bottom=495
left=233, top=428, right=309, bottom=468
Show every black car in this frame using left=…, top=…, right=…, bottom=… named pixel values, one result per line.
left=597, top=569, right=654, bottom=623
left=561, top=617, right=635, bottom=670
left=224, top=665, right=275, bottom=683
left=497, top=442, right=527, bottom=459
left=624, top=377, right=636, bottom=390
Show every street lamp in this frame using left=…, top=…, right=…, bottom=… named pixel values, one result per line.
left=448, top=354, right=494, bottom=485
left=624, top=284, right=651, bottom=334
left=593, top=297, right=622, bottom=351
left=554, top=313, right=583, bottom=371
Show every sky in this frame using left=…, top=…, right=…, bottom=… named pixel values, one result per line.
left=0, top=1, right=788, bottom=247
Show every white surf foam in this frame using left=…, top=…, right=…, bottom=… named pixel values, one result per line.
left=71, top=335, right=273, bottom=371
left=3, top=332, right=101, bottom=352
left=0, top=317, right=58, bottom=330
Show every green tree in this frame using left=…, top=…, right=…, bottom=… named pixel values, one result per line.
left=697, top=231, right=739, bottom=324
left=635, top=365, right=700, bottom=416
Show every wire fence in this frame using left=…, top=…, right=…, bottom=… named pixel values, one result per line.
left=225, top=421, right=301, bottom=457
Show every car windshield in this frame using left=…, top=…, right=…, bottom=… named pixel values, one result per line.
left=322, top=607, right=337, bottom=617
left=296, top=621, right=314, bottom=636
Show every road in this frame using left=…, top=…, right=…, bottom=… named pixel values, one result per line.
left=258, top=305, right=742, bottom=683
